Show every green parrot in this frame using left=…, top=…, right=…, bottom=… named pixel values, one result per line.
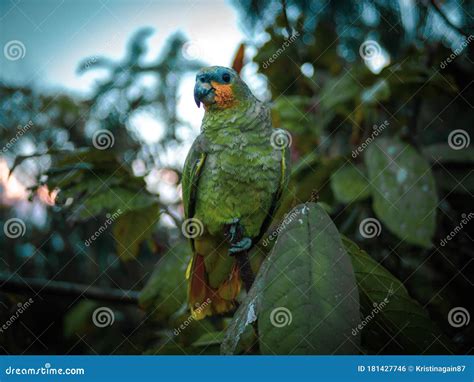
left=182, top=66, right=290, bottom=319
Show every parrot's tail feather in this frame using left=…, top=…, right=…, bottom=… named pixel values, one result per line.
left=187, top=254, right=241, bottom=320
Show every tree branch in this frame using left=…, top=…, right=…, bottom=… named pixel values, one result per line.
left=0, top=275, right=139, bottom=305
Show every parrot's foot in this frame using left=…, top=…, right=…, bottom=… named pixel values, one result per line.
left=225, top=218, right=242, bottom=243
left=229, top=237, right=252, bottom=255
left=224, top=218, right=252, bottom=256
left=224, top=219, right=255, bottom=291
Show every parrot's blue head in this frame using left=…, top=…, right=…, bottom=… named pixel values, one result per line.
left=194, top=66, right=252, bottom=110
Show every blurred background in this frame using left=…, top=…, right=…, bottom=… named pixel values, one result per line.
left=0, top=0, right=472, bottom=355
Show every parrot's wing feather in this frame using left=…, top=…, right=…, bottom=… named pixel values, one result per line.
left=254, top=144, right=291, bottom=244
left=182, top=136, right=207, bottom=249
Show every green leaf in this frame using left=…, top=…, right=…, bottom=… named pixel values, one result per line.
left=113, top=205, right=160, bottom=260
left=27, top=147, right=161, bottom=222
left=342, top=236, right=454, bottom=354
left=330, top=163, right=371, bottom=203
left=139, top=243, right=191, bottom=322
left=63, top=300, right=99, bottom=338
left=365, top=138, right=437, bottom=247
left=222, top=203, right=360, bottom=355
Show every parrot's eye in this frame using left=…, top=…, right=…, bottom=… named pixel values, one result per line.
left=222, top=73, right=231, bottom=83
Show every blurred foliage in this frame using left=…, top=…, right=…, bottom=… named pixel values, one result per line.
left=1, top=0, right=473, bottom=355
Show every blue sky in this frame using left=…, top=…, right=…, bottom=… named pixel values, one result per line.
left=0, top=0, right=245, bottom=95
left=0, top=0, right=249, bottom=143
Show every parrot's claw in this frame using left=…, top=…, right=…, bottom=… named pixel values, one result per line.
left=224, top=218, right=242, bottom=243
left=229, top=237, right=252, bottom=255
left=224, top=218, right=252, bottom=255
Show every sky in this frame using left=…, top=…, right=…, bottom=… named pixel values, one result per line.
left=0, top=0, right=253, bottom=216
left=0, top=0, right=245, bottom=93
left=0, top=0, right=248, bottom=141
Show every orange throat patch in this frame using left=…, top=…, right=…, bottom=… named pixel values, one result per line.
left=210, top=81, right=236, bottom=109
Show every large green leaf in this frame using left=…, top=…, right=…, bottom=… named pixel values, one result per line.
left=342, top=236, right=454, bottom=354
left=113, top=206, right=160, bottom=260
left=330, top=163, right=370, bottom=204
left=222, top=203, right=360, bottom=355
left=138, top=243, right=191, bottom=322
left=365, top=138, right=437, bottom=247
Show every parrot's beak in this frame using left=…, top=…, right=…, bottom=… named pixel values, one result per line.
left=194, top=80, right=214, bottom=108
